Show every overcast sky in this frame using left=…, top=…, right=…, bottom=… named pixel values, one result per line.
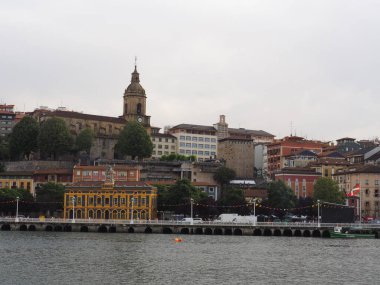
left=1, top=0, right=379, bottom=141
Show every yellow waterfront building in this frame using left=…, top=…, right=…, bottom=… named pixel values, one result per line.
left=64, top=166, right=157, bottom=220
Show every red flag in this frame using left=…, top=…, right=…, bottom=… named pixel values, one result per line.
left=347, top=184, right=360, bottom=197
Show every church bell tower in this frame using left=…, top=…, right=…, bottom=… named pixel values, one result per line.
left=123, top=64, right=151, bottom=128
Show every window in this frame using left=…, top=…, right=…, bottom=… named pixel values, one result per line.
left=186, top=136, right=191, bottom=141
left=192, top=150, right=197, bottom=155
left=198, top=151, right=203, bottom=155
left=159, top=138, right=162, bottom=142
left=192, top=143, right=197, bottom=148
left=211, top=138, right=216, bottom=142
left=192, top=137, right=197, bottom=141
left=375, top=180, right=379, bottom=186
left=180, top=149, right=185, bottom=154
left=205, top=138, right=210, bottom=142
left=205, top=151, right=210, bottom=156
left=198, top=137, right=204, bottom=142
left=209, top=187, right=214, bottom=193
left=205, top=144, right=210, bottom=149
left=180, top=136, right=185, bottom=140
left=158, top=145, right=162, bottom=149
left=137, top=103, right=142, bottom=114
left=198, top=144, right=204, bottom=149
left=164, top=145, right=169, bottom=149
left=180, top=142, right=185, bottom=147
left=121, top=198, right=126, bottom=204
left=158, top=151, right=162, bottom=155
left=211, top=145, right=216, bottom=149
left=186, top=143, right=191, bottom=148
left=186, top=150, right=191, bottom=154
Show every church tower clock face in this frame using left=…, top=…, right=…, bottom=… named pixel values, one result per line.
left=137, top=117, right=143, bottom=123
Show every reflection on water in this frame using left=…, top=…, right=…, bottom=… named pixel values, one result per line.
left=0, top=232, right=378, bottom=285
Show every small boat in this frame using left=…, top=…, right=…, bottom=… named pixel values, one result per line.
left=329, top=226, right=376, bottom=239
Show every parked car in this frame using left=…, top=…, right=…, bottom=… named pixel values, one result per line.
left=180, top=218, right=203, bottom=224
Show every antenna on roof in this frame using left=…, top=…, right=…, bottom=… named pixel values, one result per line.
left=290, top=121, right=293, bottom=136
left=134, top=56, right=137, bottom=68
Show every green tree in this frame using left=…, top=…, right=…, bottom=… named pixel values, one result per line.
left=313, top=177, right=345, bottom=204
left=116, top=122, right=153, bottom=160
left=9, top=116, right=39, bottom=160
left=213, top=166, right=236, bottom=187
left=158, top=179, right=207, bottom=214
left=38, top=117, right=73, bottom=159
left=160, top=153, right=196, bottom=161
left=35, top=182, right=65, bottom=216
left=75, top=128, right=94, bottom=154
left=218, top=186, right=249, bottom=215
left=267, top=180, right=297, bottom=209
left=0, top=135, right=10, bottom=161
left=35, top=182, right=65, bottom=203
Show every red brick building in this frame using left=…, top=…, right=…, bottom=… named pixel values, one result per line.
left=275, top=167, right=321, bottom=198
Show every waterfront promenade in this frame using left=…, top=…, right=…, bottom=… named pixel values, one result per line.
left=1, top=218, right=379, bottom=238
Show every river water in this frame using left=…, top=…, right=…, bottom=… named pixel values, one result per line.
left=0, top=232, right=379, bottom=285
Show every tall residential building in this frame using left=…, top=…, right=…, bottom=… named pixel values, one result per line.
left=267, top=136, right=327, bottom=178
left=168, top=124, right=218, bottom=161
left=0, top=104, right=16, bottom=138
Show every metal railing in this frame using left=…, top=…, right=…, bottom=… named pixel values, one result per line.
left=1, top=217, right=380, bottom=229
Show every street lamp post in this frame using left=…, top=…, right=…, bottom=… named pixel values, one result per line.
left=253, top=198, right=257, bottom=226
left=317, top=200, right=321, bottom=228
left=15, top=196, right=19, bottom=223
left=72, top=196, right=76, bottom=223
left=131, top=197, right=134, bottom=224
left=190, top=198, right=194, bottom=225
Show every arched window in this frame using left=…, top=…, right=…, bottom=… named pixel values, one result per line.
left=137, top=103, right=142, bottom=115
left=124, top=103, right=128, bottom=114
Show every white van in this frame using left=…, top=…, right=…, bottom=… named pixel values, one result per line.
left=181, top=218, right=203, bottom=224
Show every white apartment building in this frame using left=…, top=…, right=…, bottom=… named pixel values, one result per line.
left=151, top=133, right=177, bottom=159
left=168, top=124, right=218, bottom=161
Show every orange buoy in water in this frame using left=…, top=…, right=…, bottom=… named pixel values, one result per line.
left=175, top=237, right=183, bottom=243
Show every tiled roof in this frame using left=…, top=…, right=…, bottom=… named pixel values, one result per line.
left=170, top=124, right=217, bottom=132
left=310, top=158, right=351, bottom=166
left=335, top=164, right=380, bottom=175
left=34, top=110, right=126, bottom=124
left=0, top=171, right=34, bottom=176
left=284, top=149, right=318, bottom=157
left=275, top=167, right=321, bottom=175
left=70, top=181, right=151, bottom=187
left=34, top=168, right=73, bottom=175
left=151, top=133, right=177, bottom=139
left=228, top=127, right=275, bottom=137
left=347, top=146, right=377, bottom=157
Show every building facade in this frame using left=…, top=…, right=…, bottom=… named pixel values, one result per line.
left=275, top=168, right=321, bottom=199
left=64, top=166, right=157, bottom=220
left=0, top=171, right=35, bottom=195
left=267, top=136, right=326, bottom=178
left=168, top=124, right=218, bottom=161
left=30, top=65, right=151, bottom=160
left=151, top=133, right=177, bottom=159
left=217, top=137, right=254, bottom=178
left=0, top=104, right=16, bottom=138
left=333, top=165, right=380, bottom=218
